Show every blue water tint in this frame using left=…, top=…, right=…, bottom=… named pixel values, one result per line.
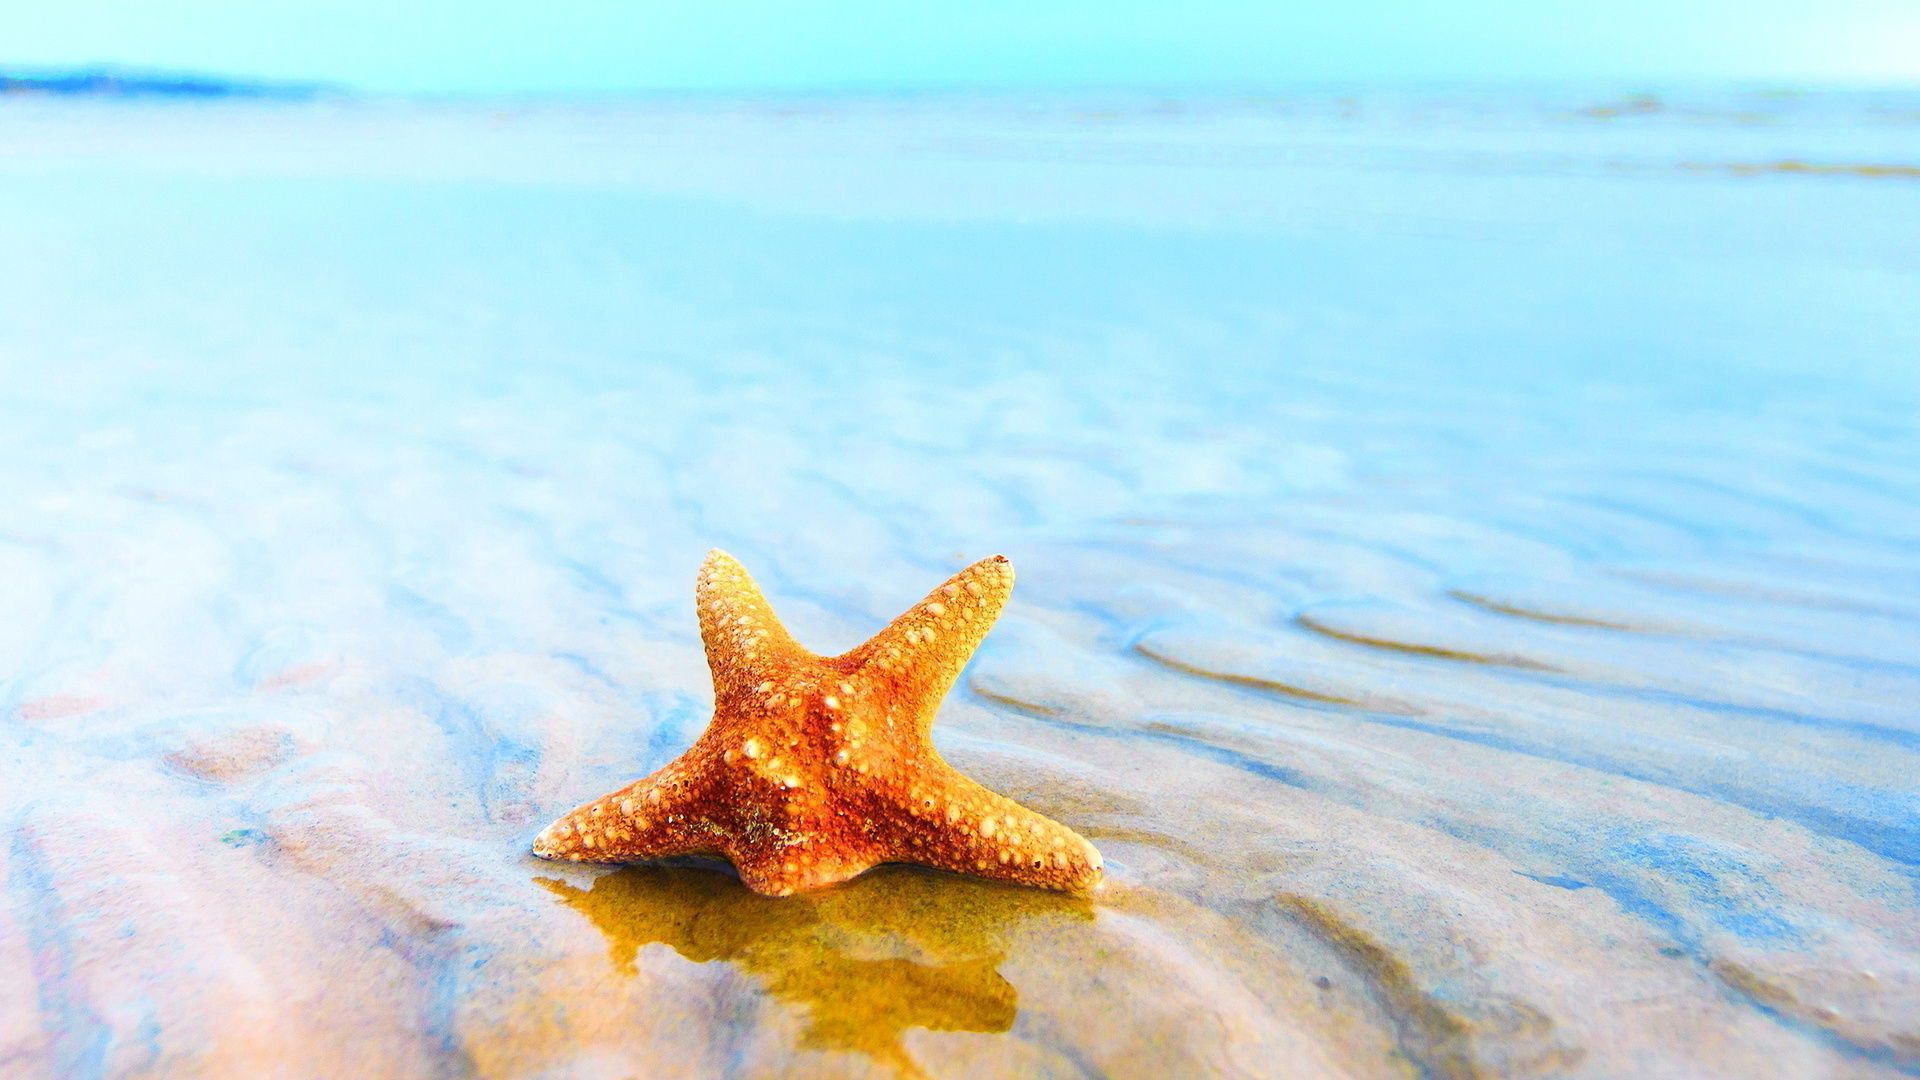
left=1514, top=871, right=1590, bottom=891
left=1611, top=831, right=1800, bottom=943
left=2, top=92, right=1918, bottom=1076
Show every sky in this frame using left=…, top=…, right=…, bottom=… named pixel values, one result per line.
left=5, top=0, right=1918, bottom=95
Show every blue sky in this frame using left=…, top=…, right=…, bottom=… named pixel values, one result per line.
left=6, top=0, right=1917, bottom=94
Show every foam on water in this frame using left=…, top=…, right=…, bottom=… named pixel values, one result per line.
left=1, top=90, right=1917, bottom=1077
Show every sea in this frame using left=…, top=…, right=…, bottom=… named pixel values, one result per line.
left=1, top=87, right=1917, bottom=1077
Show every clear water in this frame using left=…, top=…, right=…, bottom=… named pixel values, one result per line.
left=1, top=91, right=1917, bottom=1077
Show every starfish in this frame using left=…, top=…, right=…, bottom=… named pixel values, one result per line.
left=532, top=550, right=1104, bottom=896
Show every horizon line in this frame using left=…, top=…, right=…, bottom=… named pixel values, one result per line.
left=6, top=63, right=1920, bottom=103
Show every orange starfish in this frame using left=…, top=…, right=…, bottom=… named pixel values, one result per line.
left=533, top=550, right=1104, bottom=896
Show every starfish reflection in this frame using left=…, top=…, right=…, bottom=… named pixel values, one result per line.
left=536, top=862, right=1094, bottom=1074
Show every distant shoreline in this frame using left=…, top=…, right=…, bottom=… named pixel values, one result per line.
left=6, top=68, right=1919, bottom=107
left=0, top=66, right=332, bottom=99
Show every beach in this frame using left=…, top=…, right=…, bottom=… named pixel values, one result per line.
left=2, top=90, right=1917, bottom=1077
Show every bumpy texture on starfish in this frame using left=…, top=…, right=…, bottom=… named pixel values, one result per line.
left=532, top=550, right=1104, bottom=896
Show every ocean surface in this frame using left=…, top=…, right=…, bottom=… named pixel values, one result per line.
left=1, top=89, right=1917, bottom=1078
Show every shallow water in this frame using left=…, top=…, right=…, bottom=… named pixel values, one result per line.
left=1, top=90, right=1918, bottom=1078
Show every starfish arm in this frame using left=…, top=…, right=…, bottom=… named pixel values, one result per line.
left=697, top=549, right=808, bottom=710
left=532, top=756, right=727, bottom=864
left=879, top=761, right=1103, bottom=893
left=849, top=555, right=1014, bottom=723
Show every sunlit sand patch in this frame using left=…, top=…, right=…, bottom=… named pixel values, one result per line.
left=255, top=661, right=336, bottom=690
left=161, top=723, right=294, bottom=781
left=15, top=694, right=110, bottom=721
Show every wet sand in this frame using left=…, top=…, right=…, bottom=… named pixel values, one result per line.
left=1, top=90, right=1918, bottom=1077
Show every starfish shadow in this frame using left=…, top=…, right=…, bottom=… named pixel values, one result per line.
left=535, top=862, right=1094, bottom=1074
